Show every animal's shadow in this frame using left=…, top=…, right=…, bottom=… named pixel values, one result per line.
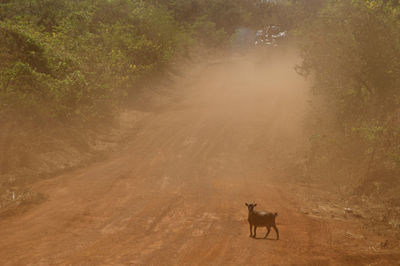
left=251, top=236, right=278, bottom=241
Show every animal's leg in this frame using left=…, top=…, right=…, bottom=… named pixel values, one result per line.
left=254, top=226, right=257, bottom=238
left=264, top=226, right=271, bottom=239
left=249, top=224, right=253, bottom=237
left=273, top=225, right=279, bottom=240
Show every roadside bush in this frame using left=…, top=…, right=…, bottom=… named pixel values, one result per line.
left=0, top=0, right=191, bottom=123
left=297, top=0, right=400, bottom=184
left=191, top=16, right=228, bottom=48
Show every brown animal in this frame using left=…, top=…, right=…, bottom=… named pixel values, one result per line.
left=245, top=203, right=279, bottom=240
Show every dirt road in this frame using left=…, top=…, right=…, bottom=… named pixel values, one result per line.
left=0, top=52, right=399, bottom=265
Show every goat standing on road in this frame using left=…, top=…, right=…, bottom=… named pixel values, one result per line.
left=245, top=203, right=279, bottom=240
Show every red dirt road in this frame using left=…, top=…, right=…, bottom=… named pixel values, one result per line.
left=1, top=53, right=399, bottom=265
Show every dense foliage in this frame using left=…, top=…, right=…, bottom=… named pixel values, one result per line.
left=0, top=1, right=197, bottom=123
left=297, top=0, right=400, bottom=184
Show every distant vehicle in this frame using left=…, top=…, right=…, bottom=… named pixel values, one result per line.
left=254, top=25, right=288, bottom=47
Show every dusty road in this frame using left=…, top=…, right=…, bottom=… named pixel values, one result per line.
left=1, top=52, right=399, bottom=265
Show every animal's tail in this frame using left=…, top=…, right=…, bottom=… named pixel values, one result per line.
left=274, top=212, right=278, bottom=217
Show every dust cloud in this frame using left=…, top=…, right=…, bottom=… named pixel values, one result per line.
left=174, top=48, right=309, bottom=164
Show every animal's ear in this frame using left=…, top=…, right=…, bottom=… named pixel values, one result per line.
left=254, top=203, right=257, bottom=207
left=245, top=203, right=248, bottom=206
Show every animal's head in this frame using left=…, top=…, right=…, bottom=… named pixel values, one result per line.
left=245, top=203, right=257, bottom=212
